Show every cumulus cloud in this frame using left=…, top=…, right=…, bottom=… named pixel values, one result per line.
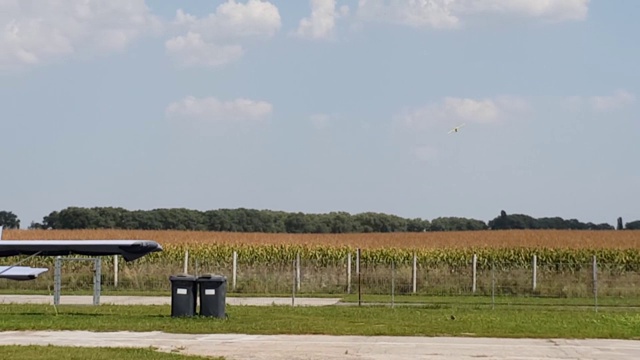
left=590, top=90, right=636, bottom=111
left=357, top=0, right=460, bottom=29
left=166, top=0, right=281, bottom=68
left=166, top=96, right=273, bottom=123
left=356, top=0, right=588, bottom=29
left=399, top=95, right=528, bottom=129
left=0, top=0, right=161, bottom=71
left=165, top=32, right=244, bottom=68
left=563, top=90, right=636, bottom=112
left=459, top=0, right=589, bottom=22
left=294, top=0, right=350, bottom=40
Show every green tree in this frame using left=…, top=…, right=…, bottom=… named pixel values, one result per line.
left=0, top=211, right=20, bottom=229
left=625, top=220, right=640, bottom=230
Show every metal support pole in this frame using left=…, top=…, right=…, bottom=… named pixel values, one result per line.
left=472, top=254, right=477, bottom=293
left=296, top=252, right=301, bottom=291
left=347, top=253, right=352, bottom=294
left=54, top=256, right=61, bottom=306
left=113, top=255, right=118, bottom=288
left=532, top=254, right=537, bottom=292
left=232, top=251, right=237, bottom=291
left=93, top=258, right=101, bottom=306
left=291, top=259, right=296, bottom=307
left=491, top=262, right=495, bottom=310
left=593, top=255, right=598, bottom=313
left=356, top=248, right=360, bottom=276
left=412, top=253, right=417, bottom=293
left=357, top=248, right=361, bottom=306
left=391, top=261, right=395, bottom=308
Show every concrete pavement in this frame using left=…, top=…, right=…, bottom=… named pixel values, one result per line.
left=1, top=330, right=639, bottom=360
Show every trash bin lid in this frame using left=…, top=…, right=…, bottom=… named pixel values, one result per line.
left=169, top=274, right=197, bottom=281
left=197, top=274, right=227, bottom=282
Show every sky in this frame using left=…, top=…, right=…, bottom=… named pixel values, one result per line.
left=1, top=0, right=638, bottom=227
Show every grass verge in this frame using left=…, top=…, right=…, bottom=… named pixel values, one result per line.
left=0, top=304, right=639, bottom=339
left=340, top=294, right=640, bottom=308
left=0, top=345, right=223, bottom=360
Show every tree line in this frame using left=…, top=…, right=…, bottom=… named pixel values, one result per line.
left=1, top=208, right=639, bottom=232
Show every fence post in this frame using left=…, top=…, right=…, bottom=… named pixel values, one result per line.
left=532, top=254, right=537, bottom=292
left=391, top=261, right=395, bottom=308
left=357, top=248, right=361, bottom=307
left=347, top=253, right=352, bottom=294
left=412, top=252, right=417, bottom=293
left=292, top=259, right=296, bottom=307
left=93, top=258, right=101, bottom=306
left=472, top=254, right=477, bottom=293
left=113, top=255, right=118, bottom=288
left=54, top=256, right=61, bottom=306
left=296, top=252, right=301, bottom=291
left=232, top=251, right=237, bottom=291
left=356, top=249, right=360, bottom=276
left=491, top=262, right=495, bottom=310
left=592, top=255, right=598, bottom=312
left=183, top=249, right=189, bottom=274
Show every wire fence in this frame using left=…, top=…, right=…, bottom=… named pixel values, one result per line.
left=1, top=251, right=639, bottom=311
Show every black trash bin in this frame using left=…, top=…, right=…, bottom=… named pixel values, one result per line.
left=169, top=274, right=198, bottom=317
left=197, top=274, right=227, bottom=318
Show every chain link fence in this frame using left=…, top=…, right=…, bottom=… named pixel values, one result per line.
left=1, top=250, right=638, bottom=311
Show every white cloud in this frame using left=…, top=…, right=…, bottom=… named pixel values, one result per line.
left=563, top=90, right=636, bottom=112
left=590, top=90, right=635, bottom=111
left=165, top=32, right=244, bottom=68
left=459, top=0, right=589, bottom=22
left=357, top=0, right=460, bottom=30
left=400, top=95, right=528, bottom=129
left=295, top=0, right=350, bottom=40
left=166, top=0, right=281, bottom=68
left=0, top=0, right=161, bottom=71
left=356, top=0, right=588, bottom=29
left=166, top=96, right=273, bottom=123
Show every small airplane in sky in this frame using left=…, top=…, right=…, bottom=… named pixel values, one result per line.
left=0, top=226, right=162, bottom=281
left=448, top=123, right=466, bottom=134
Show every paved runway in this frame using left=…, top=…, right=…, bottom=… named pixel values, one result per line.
left=1, top=330, right=639, bottom=359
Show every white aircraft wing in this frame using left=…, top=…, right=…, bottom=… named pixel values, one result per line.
left=0, top=240, right=163, bottom=262
left=0, top=266, right=49, bottom=281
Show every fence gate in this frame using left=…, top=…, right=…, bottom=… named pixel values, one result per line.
left=53, top=256, right=102, bottom=306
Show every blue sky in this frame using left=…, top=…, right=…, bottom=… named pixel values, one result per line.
left=1, top=0, right=638, bottom=227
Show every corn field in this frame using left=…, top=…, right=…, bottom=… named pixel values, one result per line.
left=1, top=229, right=640, bottom=301
left=5, top=229, right=640, bottom=249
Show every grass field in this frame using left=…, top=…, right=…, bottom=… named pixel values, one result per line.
left=0, top=303, right=639, bottom=339
left=0, top=345, right=223, bottom=360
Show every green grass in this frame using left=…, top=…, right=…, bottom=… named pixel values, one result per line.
left=341, top=294, right=640, bottom=308
left=0, top=345, right=223, bottom=360
left=0, top=304, right=639, bottom=339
